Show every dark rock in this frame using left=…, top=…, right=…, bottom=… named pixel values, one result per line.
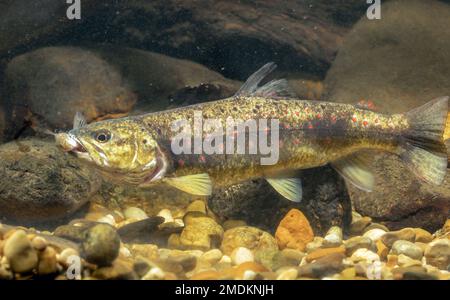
left=0, top=139, right=101, bottom=225
left=3, top=46, right=137, bottom=138
left=63, top=1, right=368, bottom=79
left=322, top=0, right=450, bottom=232
left=208, top=165, right=352, bottom=235
left=0, top=1, right=101, bottom=57
left=297, top=252, right=345, bottom=278
left=81, top=224, right=120, bottom=267
left=117, top=216, right=181, bottom=246
left=92, top=47, right=241, bottom=112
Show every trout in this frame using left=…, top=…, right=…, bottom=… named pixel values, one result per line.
left=55, top=63, right=448, bottom=202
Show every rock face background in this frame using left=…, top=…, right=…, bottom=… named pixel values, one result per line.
left=323, top=0, right=450, bottom=231
left=0, top=0, right=448, bottom=230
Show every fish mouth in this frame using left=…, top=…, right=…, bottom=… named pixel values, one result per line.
left=55, top=132, right=89, bottom=158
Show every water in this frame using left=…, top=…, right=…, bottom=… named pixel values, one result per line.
left=0, top=0, right=448, bottom=281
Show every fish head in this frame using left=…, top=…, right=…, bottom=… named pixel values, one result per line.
left=55, top=117, right=167, bottom=184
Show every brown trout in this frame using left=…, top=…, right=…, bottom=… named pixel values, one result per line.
left=55, top=63, right=448, bottom=202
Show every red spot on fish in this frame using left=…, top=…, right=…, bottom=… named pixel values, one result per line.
left=331, top=115, right=337, bottom=123
left=178, top=159, right=185, bottom=167
left=199, top=155, right=206, bottom=163
left=295, top=111, right=300, bottom=117
left=284, top=124, right=291, bottom=129
left=352, top=116, right=357, bottom=123
left=316, top=113, right=322, bottom=119
left=293, top=138, right=300, bottom=145
left=308, top=123, right=314, bottom=129
left=363, top=120, right=369, bottom=127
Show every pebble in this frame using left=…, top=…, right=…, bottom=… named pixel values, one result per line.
left=223, top=220, right=247, bottom=231
left=413, top=228, right=433, bottom=243
left=350, top=249, right=380, bottom=263
left=92, top=259, right=138, bottom=280
left=57, top=248, right=80, bottom=268
left=306, top=246, right=345, bottom=262
left=349, top=216, right=372, bottom=235
left=305, top=237, right=324, bottom=253
left=381, top=228, right=416, bottom=248
left=363, top=229, right=387, bottom=242
left=201, top=249, right=223, bottom=265
left=276, top=268, right=298, bottom=280
left=82, top=224, right=120, bottom=267
left=242, top=270, right=257, bottom=280
left=391, top=240, right=423, bottom=260
left=275, top=209, right=314, bottom=252
left=38, top=246, right=58, bottom=275
left=123, top=207, right=148, bottom=220
left=142, top=267, right=166, bottom=280
left=363, top=223, right=390, bottom=233
left=344, top=236, right=376, bottom=256
left=280, top=249, right=305, bottom=265
left=322, top=226, right=343, bottom=248
left=376, top=240, right=389, bottom=260
left=186, top=200, right=207, bottom=214
left=31, top=236, right=48, bottom=251
left=97, top=214, right=116, bottom=226
left=3, top=230, right=38, bottom=273
left=158, top=249, right=197, bottom=273
left=231, top=247, right=254, bottom=265
left=157, top=209, right=174, bottom=223
left=424, top=239, right=450, bottom=270
left=180, top=212, right=223, bottom=251
left=298, top=253, right=345, bottom=278
left=397, top=254, right=422, bottom=267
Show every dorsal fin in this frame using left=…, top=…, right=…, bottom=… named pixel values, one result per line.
left=234, top=62, right=296, bottom=99
left=73, top=112, right=87, bottom=129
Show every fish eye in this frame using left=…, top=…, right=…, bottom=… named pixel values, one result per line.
left=93, top=130, right=111, bottom=143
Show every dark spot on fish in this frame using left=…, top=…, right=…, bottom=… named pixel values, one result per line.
left=143, top=139, right=147, bottom=144
left=233, top=107, right=238, bottom=112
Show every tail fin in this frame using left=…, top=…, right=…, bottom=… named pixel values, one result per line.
left=400, top=96, right=448, bottom=185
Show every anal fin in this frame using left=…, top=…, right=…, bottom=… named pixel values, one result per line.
left=266, top=177, right=302, bottom=202
left=331, top=152, right=374, bottom=192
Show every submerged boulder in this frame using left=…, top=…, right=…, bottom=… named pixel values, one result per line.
left=0, top=138, right=101, bottom=225
left=323, top=0, right=450, bottom=231
left=3, top=46, right=137, bottom=138
left=208, top=165, right=352, bottom=236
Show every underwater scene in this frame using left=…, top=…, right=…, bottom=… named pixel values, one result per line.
left=0, top=0, right=449, bottom=283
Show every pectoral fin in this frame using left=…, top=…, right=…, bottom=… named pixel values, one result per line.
left=331, top=153, right=374, bottom=192
left=164, top=173, right=212, bottom=196
left=266, top=177, right=302, bottom=202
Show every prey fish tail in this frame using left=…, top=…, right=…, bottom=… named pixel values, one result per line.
left=55, top=62, right=449, bottom=203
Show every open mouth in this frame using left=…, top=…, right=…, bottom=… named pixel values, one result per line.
left=55, top=133, right=88, bottom=154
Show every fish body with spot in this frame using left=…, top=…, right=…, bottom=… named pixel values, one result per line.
left=55, top=63, right=448, bottom=202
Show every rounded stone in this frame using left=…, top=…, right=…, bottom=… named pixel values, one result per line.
left=81, top=224, right=120, bottom=267
left=391, top=240, right=423, bottom=260
left=231, top=247, right=254, bottom=265
left=275, top=209, right=314, bottom=251
left=4, top=230, right=38, bottom=273
left=123, top=207, right=148, bottom=221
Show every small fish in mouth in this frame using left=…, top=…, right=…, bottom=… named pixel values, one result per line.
left=55, top=62, right=449, bottom=203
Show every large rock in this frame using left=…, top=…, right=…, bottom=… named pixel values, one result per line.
left=92, top=47, right=241, bottom=112
left=208, top=165, right=352, bottom=235
left=3, top=46, right=137, bottom=138
left=0, top=138, right=101, bottom=225
left=0, top=1, right=101, bottom=57
left=64, top=1, right=369, bottom=79
left=322, top=0, right=450, bottom=231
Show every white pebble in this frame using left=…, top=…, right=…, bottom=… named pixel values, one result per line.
left=351, top=248, right=380, bottom=263
left=363, top=229, right=387, bottom=241
left=276, top=268, right=298, bottom=280
left=157, top=209, right=174, bottom=223
left=242, top=270, right=257, bottom=280
left=142, top=267, right=165, bottom=280
left=119, top=246, right=132, bottom=258
left=219, top=255, right=232, bottom=264
left=123, top=207, right=148, bottom=220
left=97, top=214, right=116, bottom=226
left=201, top=249, right=223, bottom=264
left=231, top=247, right=254, bottom=265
